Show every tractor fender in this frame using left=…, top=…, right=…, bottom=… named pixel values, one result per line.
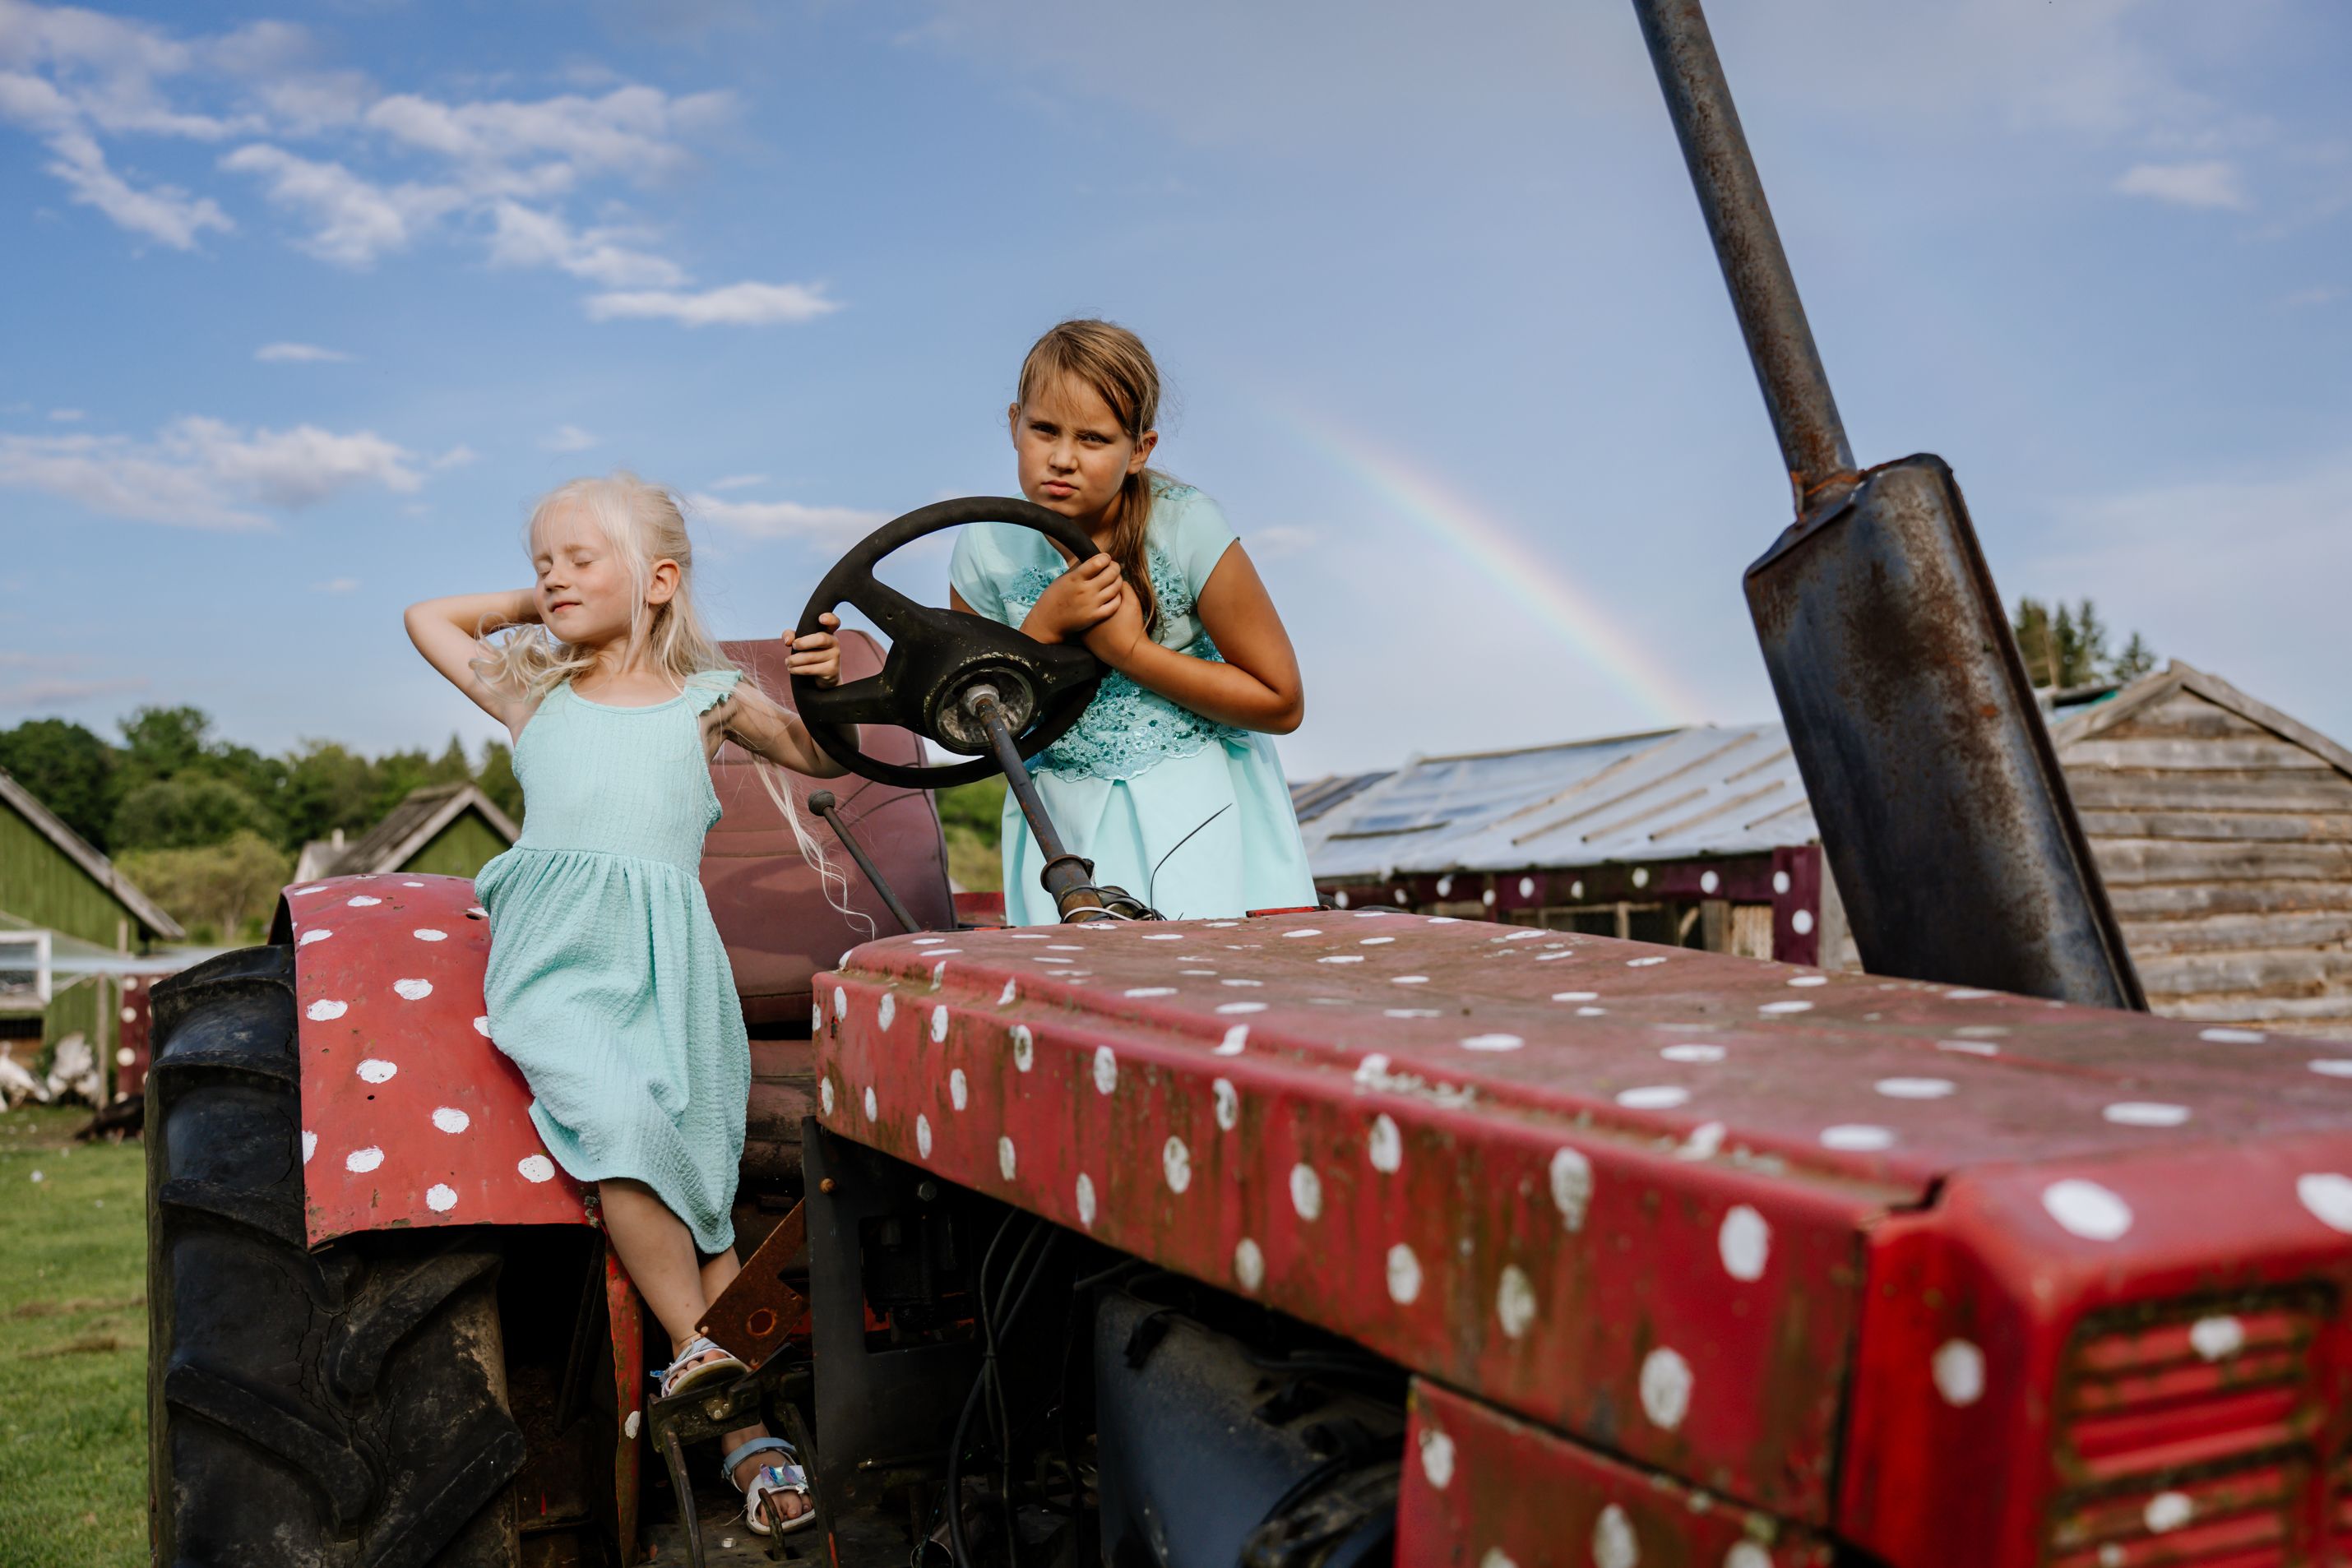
left=270, top=872, right=600, bottom=1247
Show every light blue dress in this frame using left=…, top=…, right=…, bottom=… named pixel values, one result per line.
left=473, top=670, right=748, bottom=1255
left=949, top=485, right=1317, bottom=924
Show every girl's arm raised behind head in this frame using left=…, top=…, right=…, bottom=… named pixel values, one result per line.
left=404, top=590, right=543, bottom=738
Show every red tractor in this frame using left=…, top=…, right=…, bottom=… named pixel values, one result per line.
left=146, top=7, right=2352, bottom=1566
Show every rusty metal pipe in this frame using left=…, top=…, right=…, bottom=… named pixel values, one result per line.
left=808, top=789, right=921, bottom=936
left=1632, top=0, right=1857, bottom=511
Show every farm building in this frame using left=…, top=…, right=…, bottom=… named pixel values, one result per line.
left=0, top=767, right=183, bottom=1089
left=1296, top=661, right=2352, bottom=1038
left=293, top=781, right=517, bottom=883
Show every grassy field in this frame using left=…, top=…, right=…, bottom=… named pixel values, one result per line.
left=0, top=1105, right=146, bottom=1568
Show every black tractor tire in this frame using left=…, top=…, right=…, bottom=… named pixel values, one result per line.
left=147, top=946, right=527, bottom=1568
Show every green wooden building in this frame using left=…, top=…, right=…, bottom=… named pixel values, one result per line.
left=292, top=781, right=517, bottom=884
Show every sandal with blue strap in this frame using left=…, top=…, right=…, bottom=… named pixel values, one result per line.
left=723, top=1436, right=817, bottom=1535
left=656, top=1335, right=745, bottom=1401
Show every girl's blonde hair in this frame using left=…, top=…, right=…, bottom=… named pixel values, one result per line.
left=1016, top=319, right=1175, bottom=637
left=475, top=471, right=870, bottom=939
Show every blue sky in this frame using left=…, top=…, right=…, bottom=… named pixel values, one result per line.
left=2, top=0, right=2346, bottom=779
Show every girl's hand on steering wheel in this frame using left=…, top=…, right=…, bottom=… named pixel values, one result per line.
left=787, top=613, right=843, bottom=687
left=1022, top=553, right=1123, bottom=643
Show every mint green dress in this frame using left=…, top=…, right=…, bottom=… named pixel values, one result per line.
left=473, top=670, right=748, bottom=1254
left=950, top=485, right=1317, bottom=924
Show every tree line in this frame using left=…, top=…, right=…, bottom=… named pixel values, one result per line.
left=2012, top=598, right=2155, bottom=693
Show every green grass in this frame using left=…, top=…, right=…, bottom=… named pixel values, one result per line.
left=0, top=1106, right=146, bottom=1568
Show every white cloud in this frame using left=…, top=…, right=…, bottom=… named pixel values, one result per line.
left=310, top=576, right=359, bottom=594
left=2116, top=159, right=2250, bottom=210
left=544, top=424, right=598, bottom=452
left=362, top=84, right=732, bottom=182
left=42, top=125, right=232, bottom=247
left=220, top=143, right=463, bottom=266
left=485, top=200, right=683, bottom=288
left=46, top=407, right=81, bottom=422
left=706, top=473, right=768, bottom=491
left=586, top=281, right=839, bottom=327
left=687, top=491, right=889, bottom=544
left=0, top=415, right=424, bottom=528
left=255, top=340, right=351, bottom=363
left=433, top=444, right=478, bottom=469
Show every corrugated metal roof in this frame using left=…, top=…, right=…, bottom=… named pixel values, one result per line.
left=1301, top=724, right=1819, bottom=881
left=1289, top=770, right=1392, bottom=825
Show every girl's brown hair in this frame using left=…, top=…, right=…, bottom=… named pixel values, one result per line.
left=1016, top=318, right=1173, bottom=636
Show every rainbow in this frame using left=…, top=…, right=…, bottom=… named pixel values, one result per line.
left=1269, top=403, right=1709, bottom=725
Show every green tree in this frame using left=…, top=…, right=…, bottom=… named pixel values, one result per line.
left=935, top=778, right=1006, bottom=894
left=2114, top=631, right=2158, bottom=682
left=0, top=718, right=118, bottom=849
left=116, top=705, right=214, bottom=789
left=117, top=830, right=293, bottom=945
left=2012, top=597, right=2153, bottom=690
left=477, top=740, right=524, bottom=825
left=113, top=776, right=275, bottom=852
left=279, top=741, right=383, bottom=852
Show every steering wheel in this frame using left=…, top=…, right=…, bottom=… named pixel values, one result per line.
left=790, top=496, right=1105, bottom=789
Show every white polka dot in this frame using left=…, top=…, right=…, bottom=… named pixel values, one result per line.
left=931, top=1005, right=949, bottom=1043
left=1386, top=1242, right=1422, bottom=1304
left=878, top=992, right=896, bottom=1029
left=932, top=961, right=947, bottom=986
left=1719, top=1205, right=1769, bottom=1281
left=1418, top=1427, right=1455, bottom=1490
left=1876, top=1077, right=1955, bottom=1100
left=1631, top=868, right=1649, bottom=889
left=1334, top=890, right=1350, bottom=907
left=1592, top=1506, right=1637, bottom=1568
left=357, top=1057, right=397, bottom=1084
left=1945, top=988, right=1995, bottom=1000
left=998, top=977, right=1017, bottom=1006
left=862, top=1085, right=877, bottom=1120
left=1938, top=1038, right=1998, bottom=1056
left=1726, top=1546, right=1770, bottom=1568
left=832, top=987, right=847, bottom=1020
left=2144, top=1492, right=2192, bottom=1534
left=811, top=1002, right=823, bottom=1033
left=1496, top=1265, right=1536, bottom=1339
left=473, top=1015, right=491, bottom=1038
left=2298, top=1173, right=2352, bottom=1233
left=1317, top=955, right=1364, bottom=964
left=307, top=998, right=348, bottom=1020
left=950, top=1070, right=969, bottom=1111
left=1436, top=877, right=1453, bottom=897
left=1141, top=932, right=1184, bottom=941
left=819, top=1078, right=835, bottom=1115
left=1517, top=877, right=1535, bottom=898
left=1289, top=1163, right=1322, bottom=1220
left=1772, top=871, right=1792, bottom=895
left=518, top=1154, right=556, bottom=1183
left=1070, top=1172, right=1096, bottom=1228
left=913, top=936, right=945, bottom=946
left=1933, top=1339, right=1984, bottom=1405
left=1217, top=1001, right=1267, bottom=1015
left=1385, top=1007, right=1442, bottom=1019
left=1163, top=1136, right=1192, bottom=1193
left=348, top=895, right=382, bottom=907
left=393, top=978, right=432, bottom=1001
left=1360, top=936, right=1395, bottom=946
left=2044, top=1179, right=2134, bottom=1240
left=998, top=1136, right=1016, bottom=1180
left=1627, top=956, right=1668, bottom=968
left=1011, top=1025, right=1034, bottom=1071
left=1215, top=1025, right=1248, bottom=1055
left=1549, top=1148, right=1593, bottom=1231
left=425, top=1183, right=458, bottom=1213
left=1822, top=1124, right=1896, bottom=1151
left=915, top=1113, right=932, bottom=1158
left=1368, top=1114, right=1402, bottom=1173
left=1234, top=1237, right=1265, bottom=1293
left=1576, top=1006, right=1607, bottom=1017
left=623, top=1409, right=641, bottom=1439
left=301, top=1131, right=317, bottom=1163
left=1788, top=974, right=1829, bottom=988
left=1569, top=881, right=1584, bottom=900
left=120, top=1007, right=137, bottom=1025
left=1617, top=1085, right=1689, bottom=1110
left=1124, top=986, right=1177, bottom=997
left=412, top=927, right=447, bottom=942
left=2201, top=1027, right=2266, bottom=1043
left=1213, top=1078, right=1239, bottom=1131
left=1661, top=1043, right=1725, bottom=1063
left=432, top=1106, right=470, bottom=1134
left=2104, top=1102, right=2189, bottom=1127
left=1221, top=977, right=1263, bottom=987
left=402, top=881, right=424, bottom=888
left=1393, top=889, right=1407, bottom=904
left=1392, top=975, right=1430, bottom=986
left=1091, top=1046, right=1118, bottom=1095
left=1461, top=1033, right=1524, bottom=1052
left=1280, top=928, right=1322, bottom=939
left=1639, top=1346, right=1692, bottom=1429
left=1792, top=909, right=1816, bottom=936
left=345, top=1145, right=385, bottom=1173
left=2310, top=1060, right=2352, bottom=1077
left=1552, top=991, right=1598, bottom=1002
left=1759, top=1000, right=1813, bottom=1015
left=2190, top=1315, right=2244, bottom=1361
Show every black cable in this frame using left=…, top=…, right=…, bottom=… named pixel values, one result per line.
left=1146, top=803, right=1230, bottom=909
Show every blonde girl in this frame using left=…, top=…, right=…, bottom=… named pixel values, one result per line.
left=948, top=319, right=1317, bottom=922
left=405, top=473, right=841, bottom=1535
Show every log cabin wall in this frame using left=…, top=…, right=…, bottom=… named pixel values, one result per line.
left=2056, top=663, right=2352, bottom=1040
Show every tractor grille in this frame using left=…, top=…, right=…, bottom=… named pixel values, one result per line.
left=2046, top=1291, right=2331, bottom=1568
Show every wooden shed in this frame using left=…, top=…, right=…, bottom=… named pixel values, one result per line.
left=2054, top=661, right=2352, bottom=1039
left=293, top=781, right=518, bottom=883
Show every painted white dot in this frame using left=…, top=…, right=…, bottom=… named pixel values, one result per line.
left=1933, top=1339, right=1984, bottom=1406
left=1553, top=991, right=1599, bottom=1002
left=302, top=1131, right=317, bottom=1163
left=1392, top=975, right=1430, bottom=986
left=950, top=1069, right=969, bottom=1111
left=915, top=1113, right=932, bottom=1158
left=818, top=1078, right=835, bottom=1115
left=1461, top=1033, right=1525, bottom=1052
left=1360, top=936, right=1396, bottom=946
left=1945, top=988, right=1995, bottom=1000
left=402, top=881, right=424, bottom=888
left=1093, top=1046, right=1118, bottom=1095
left=1217, top=1001, right=1267, bottom=1015
left=1792, top=909, right=1816, bottom=937
left=1759, top=1000, right=1813, bottom=1015
left=1289, top=1163, right=1323, bottom=1220
left=1072, top=1173, right=1097, bottom=1228
left=1496, top=1265, right=1536, bottom=1339
left=1788, top=974, right=1829, bottom=988
left=1481, top=888, right=1498, bottom=906
left=913, top=937, right=946, bottom=946
left=1386, top=1242, right=1423, bottom=1304
left=1877, top=1077, right=1955, bottom=1100
left=878, top=992, right=896, bottom=1029
left=1577, top=1006, right=1607, bottom=1017
left=1772, top=871, right=1791, bottom=895
left=1627, top=955, right=1668, bottom=968
left=1617, top=1085, right=1690, bottom=1111
left=1726, top=1547, right=1770, bottom=1568
left=2297, top=1173, right=2352, bottom=1233
left=930, top=1005, right=949, bottom=1043
left=1518, top=877, right=1535, bottom=898
left=811, top=1003, right=823, bottom=1033
left=345, top=1145, right=385, bottom=1173
left=1124, top=986, right=1177, bottom=997
left=996, top=976, right=1017, bottom=1006
left=1222, top=978, right=1264, bottom=987
left=1234, top=1237, right=1265, bottom=1293
left=1570, top=881, right=1584, bottom=900
left=432, top=1106, right=470, bottom=1134
left=1317, top=955, right=1364, bottom=964
left=393, top=978, right=433, bottom=1001
left=307, top=998, right=348, bottom=1021
left=1386, top=1007, right=1442, bottom=1019
left=348, top=895, right=382, bottom=907
left=1639, top=1346, right=1692, bottom=1430
left=2104, top=1102, right=2190, bottom=1127
left=1719, top=1205, right=1770, bottom=1281
left=1436, top=877, right=1454, bottom=897
left=1700, top=870, right=1720, bottom=895
left=1215, top=1025, right=1248, bottom=1055
left=832, top=987, right=847, bottom=1020
left=1593, top=1505, right=1637, bottom=1568
left=2043, top=1178, right=2134, bottom=1240
left=357, top=1057, right=397, bottom=1084
left=1394, top=889, right=1408, bottom=904
left=998, top=1136, right=1017, bottom=1180
left=1162, top=1136, right=1192, bottom=1193
left=1368, top=1114, right=1402, bottom=1173
left=2201, top=1027, right=2266, bottom=1044
left=473, top=1015, right=492, bottom=1038
left=932, top=961, right=948, bottom=986
left=1822, top=1124, right=1896, bottom=1151
left=518, top=1154, right=556, bottom=1183
left=2309, top=1060, right=2352, bottom=1078
left=120, top=1007, right=137, bottom=1025
left=412, top=927, right=447, bottom=942
left=1281, top=928, right=1323, bottom=939
left=1662, top=1043, right=1725, bottom=1063
left=426, top=1184, right=458, bottom=1213
left=2144, top=1492, right=2192, bottom=1534
left=623, top=1410, right=641, bottom=1440
left=2190, top=1315, right=2244, bottom=1361
left=1549, top=1148, right=1593, bottom=1231
left=1418, top=1427, right=1455, bottom=1490
left=1011, top=1025, right=1034, bottom=1071
left=862, top=1085, right=877, bottom=1120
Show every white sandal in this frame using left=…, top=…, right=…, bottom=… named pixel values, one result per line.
left=655, top=1335, right=744, bottom=1400
left=724, top=1436, right=817, bottom=1535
